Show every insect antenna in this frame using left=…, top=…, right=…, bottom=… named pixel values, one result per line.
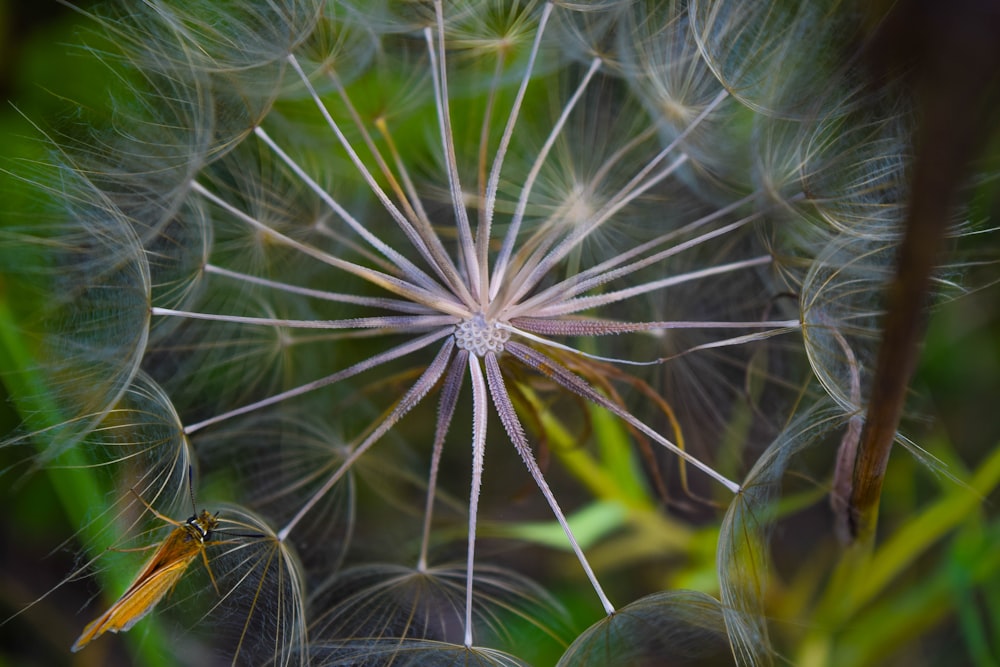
left=212, top=527, right=268, bottom=540
left=187, top=465, right=199, bottom=516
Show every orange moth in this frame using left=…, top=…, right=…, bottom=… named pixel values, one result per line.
left=71, top=499, right=220, bottom=652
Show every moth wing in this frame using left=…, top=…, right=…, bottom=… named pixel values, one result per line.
left=71, top=545, right=199, bottom=652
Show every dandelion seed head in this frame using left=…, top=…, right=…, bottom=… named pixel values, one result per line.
left=454, top=313, right=510, bottom=357
left=10, top=0, right=974, bottom=664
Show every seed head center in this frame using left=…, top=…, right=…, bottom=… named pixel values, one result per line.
left=454, top=313, right=510, bottom=357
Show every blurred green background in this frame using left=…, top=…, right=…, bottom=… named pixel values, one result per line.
left=1, top=1, right=998, bottom=666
